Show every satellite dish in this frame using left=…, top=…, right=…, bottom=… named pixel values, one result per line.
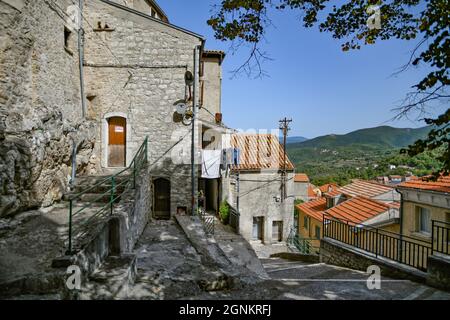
left=176, top=102, right=188, bottom=115
left=184, top=71, right=194, bottom=86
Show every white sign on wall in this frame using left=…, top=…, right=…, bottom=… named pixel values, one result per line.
left=115, top=126, right=124, bottom=133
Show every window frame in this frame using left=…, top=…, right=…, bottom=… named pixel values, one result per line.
left=416, top=206, right=431, bottom=235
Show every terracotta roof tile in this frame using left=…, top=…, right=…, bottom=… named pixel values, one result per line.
left=398, top=176, right=450, bottom=193
left=296, top=198, right=327, bottom=222
left=324, top=189, right=342, bottom=198
left=308, top=185, right=318, bottom=198
left=339, top=180, right=394, bottom=198
left=231, top=134, right=295, bottom=171
left=319, top=183, right=339, bottom=193
left=294, top=173, right=310, bottom=183
left=325, top=196, right=390, bottom=225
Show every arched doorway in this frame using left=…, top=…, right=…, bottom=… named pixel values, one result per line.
left=153, top=178, right=171, bottom=219
left=108, top=117, right=126, bottom=167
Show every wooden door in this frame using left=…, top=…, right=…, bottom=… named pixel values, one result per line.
left=108, top=117, right=126, bottom=167
left=154, top=178, right=171, bottom=219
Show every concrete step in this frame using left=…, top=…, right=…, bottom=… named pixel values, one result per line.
left=66, top=175, right=131, bottom=197
left=80, top=254, right=137, bottom=300
left=63, top=192, right=124, bottom=203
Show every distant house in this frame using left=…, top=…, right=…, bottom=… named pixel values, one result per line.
left=312, top=183, right=339, bottom=198
left=339, top=179, right=400, bottom=203
left=296, top=198, right=327, bottom=252
left=223, top=133, right=295, bottom=254
left=396, top=176, right=450, bottom=246
left=294, top=179, right=402, bottom=251
left=389, top=175, right=403, bottom=184
left=293, top=173, right=310, bottom=202
left=324, top=196, right=400, bottom=233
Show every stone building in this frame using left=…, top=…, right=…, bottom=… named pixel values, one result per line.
left=223, top=134, right=295, bottom=253
left=0, top=0, right=225, bottom=219
left=0, top=0, right=96, bottom=217
left=293, top=173, right=310, bottom=202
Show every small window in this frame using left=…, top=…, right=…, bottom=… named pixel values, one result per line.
left=417, top=207, right=431, bottom=234
left=64, top=26, right=73, bottom=54
left=303, top=216, right=309, bottom=230
left=315, top=226, right=321, bottom=239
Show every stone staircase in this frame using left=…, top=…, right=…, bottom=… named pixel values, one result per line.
left=79, top=255, right=137, bottom=300
left=60, top=175, right=138, bottom=300
left=63, top=175, right=130, bottom=203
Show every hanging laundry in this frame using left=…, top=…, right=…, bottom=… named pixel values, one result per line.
left=201, top=150, right=222, bottom=179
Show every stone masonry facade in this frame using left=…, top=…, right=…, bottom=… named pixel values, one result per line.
left=0, top=0, right=211, bottom=218
left=83, top=0, right=203, bottom=217
left=0, top=0, right=96, bottom=217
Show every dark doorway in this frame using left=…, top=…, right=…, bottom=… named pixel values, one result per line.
left=253, top=217, right=264, bottom=241
left=153, top=178, right=171, bottom=219
left=108, top=117, right=126, bottom=167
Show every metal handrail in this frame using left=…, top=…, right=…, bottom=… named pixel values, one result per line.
left=66, top=137, right=148, bottom=254
left=323, top=213, right=431, bottom=245
left=287, top=228, right=319, bottom=255
left=323, top=216, right=432, bottom=271
left=432, top=220, right=450, bottom=255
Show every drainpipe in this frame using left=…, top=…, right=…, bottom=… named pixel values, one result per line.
left=191, top=45, right=201, bottom=215
left=78, top=0, right=87, bottom=118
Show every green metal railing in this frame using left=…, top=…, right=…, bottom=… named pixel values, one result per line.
left=197, top=207, right=215, bottom=236
left=287, top=228, right=319, bottom=255
left=66, top=137, right=148, bottom=254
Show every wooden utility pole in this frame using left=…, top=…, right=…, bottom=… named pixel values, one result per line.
left=279, top=117, right=292, bottom=202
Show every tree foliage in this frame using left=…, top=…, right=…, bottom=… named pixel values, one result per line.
left=208, top=0, right=449, bottom=175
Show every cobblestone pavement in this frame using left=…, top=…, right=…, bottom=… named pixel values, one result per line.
left=188, top=258, right=450, bottom=300
left=130, top=220, right=450, bottom=300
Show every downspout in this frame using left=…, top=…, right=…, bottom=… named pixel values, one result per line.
left=78, top=0, right=87, bottom=118
left=191, top=45, right=201, bottom=215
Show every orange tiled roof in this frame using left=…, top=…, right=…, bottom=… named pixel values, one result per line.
left=339, top=180, right=394, bottom=198
left=398, top=176, right=450, bottom=193
left=297, top=198, right=327, bottom=222
left=325, top=196, right=391, bottom=225
left=308, top=185, right=318, bottom=198
left=231, top=134, right=295, bottom=171
left=325, top=189, right=342, bottom=198
left=319, top=183, right=339, bottom=193
left=294, top=173, right=310, bottom=183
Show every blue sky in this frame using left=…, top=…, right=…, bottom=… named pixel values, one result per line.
left=159, top=1, right=446, bottom=138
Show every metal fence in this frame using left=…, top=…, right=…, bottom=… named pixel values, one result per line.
left=66, top=137, right=148, bottom=254
left=198, top=208, right=215, bottom=235
left=323, top=215, right=432, bottom=272
left=432, top=220, right=450, bottom=255
left=287, top=228, right=319, bottom=255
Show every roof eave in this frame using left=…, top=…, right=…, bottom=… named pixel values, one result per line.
left=100, top=0, right=206, bottom=41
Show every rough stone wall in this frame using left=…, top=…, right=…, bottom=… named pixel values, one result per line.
left=230, top=171, right=295, bottom=244
left=83, top=0, right=202, bottom=216
left=0, top=0, right=96, bottom=217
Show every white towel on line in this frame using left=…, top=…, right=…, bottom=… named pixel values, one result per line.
left=201, top=150, right=222, bottom=179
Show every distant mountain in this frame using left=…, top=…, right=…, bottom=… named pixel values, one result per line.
left=285, top=136, right=309, bottom=144
left=289, top=126, right=432, bottom=149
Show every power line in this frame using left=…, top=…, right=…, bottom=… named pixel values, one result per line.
left=279, top=117, right=292, bottom=202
